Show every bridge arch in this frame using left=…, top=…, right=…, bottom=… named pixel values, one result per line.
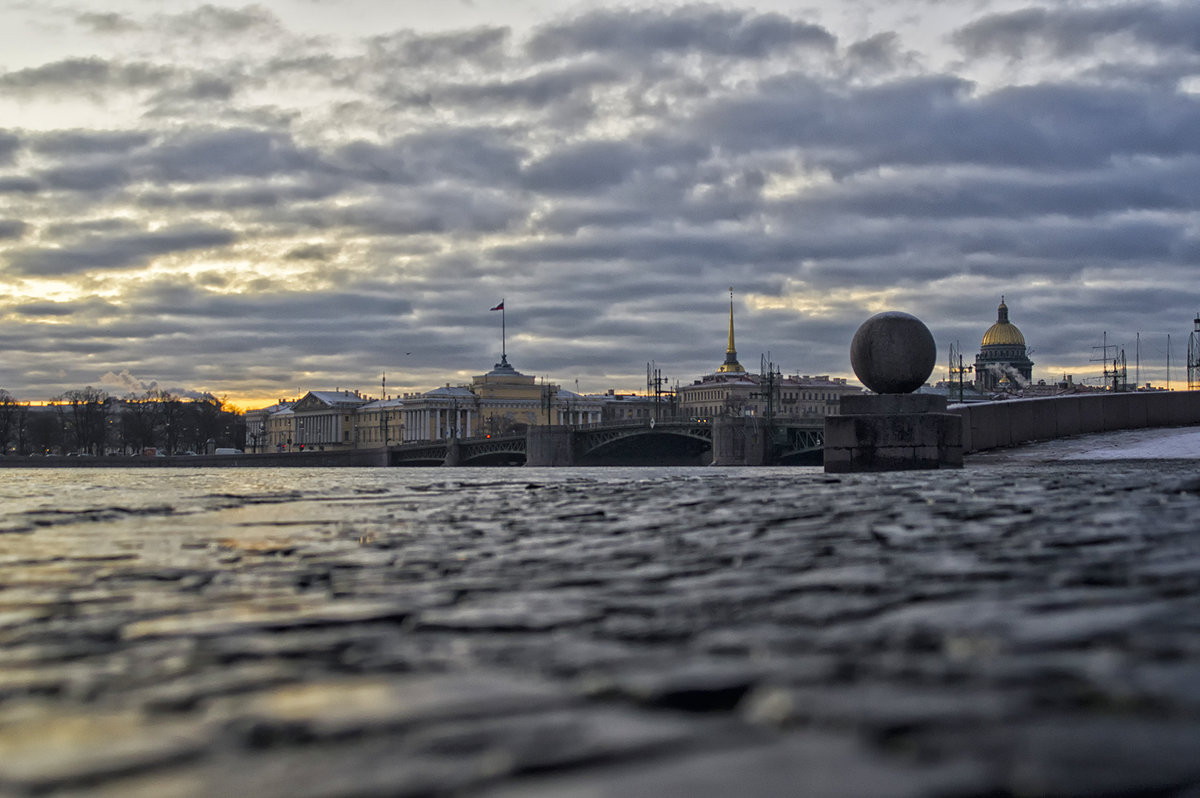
left=577, top=426, right=712, bottom=466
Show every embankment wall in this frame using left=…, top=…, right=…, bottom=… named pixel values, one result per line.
left=0, top=448, right=390, bottom=468
left=954, top=391, right=1200, bottom=453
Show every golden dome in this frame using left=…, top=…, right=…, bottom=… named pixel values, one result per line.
left=981, top=299, right=1026, bottom=348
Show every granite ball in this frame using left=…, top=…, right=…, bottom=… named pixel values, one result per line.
left=849, top=312, right=937, bottom=394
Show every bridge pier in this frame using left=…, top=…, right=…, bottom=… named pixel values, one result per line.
left=525, top=426, right=576, bottom=467
left=443, top=439, right=462, bottom=467
left=710, top=418, right=773, bottom=466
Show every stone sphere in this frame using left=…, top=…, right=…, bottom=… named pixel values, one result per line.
left=849, top=311, right=937, bottom=394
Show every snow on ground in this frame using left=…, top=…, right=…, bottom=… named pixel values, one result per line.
left=971, top=425, right=1200, bottom=462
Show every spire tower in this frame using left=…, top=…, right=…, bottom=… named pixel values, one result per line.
left=717, top=287, right=746, bottom=373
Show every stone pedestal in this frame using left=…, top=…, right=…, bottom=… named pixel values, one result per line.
left=824, top=394, right=963, bottom=473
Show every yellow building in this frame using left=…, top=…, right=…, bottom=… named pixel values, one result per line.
left=291, top=390, right=368, bottom=451
left=243, top=400, right=295, bottom=452
left=355, top=397, right=404, bottom=447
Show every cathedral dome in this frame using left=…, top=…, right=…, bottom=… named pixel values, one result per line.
left=981, top=300, right=1026, bottom=348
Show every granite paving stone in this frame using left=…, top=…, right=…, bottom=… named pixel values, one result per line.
left=2, top=461, right=1200, bottom=795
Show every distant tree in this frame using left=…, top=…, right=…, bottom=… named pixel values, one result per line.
left=120, top=394, right=158, bottom=453
left=0, top=390, right=18, bottom=454
left=150, top=390, right=184, bottom=454
left=57, top=387, right=112, bottom=455
left=185, top=395, right=224, bottom=453
left=28, top=406, right=64, bottom=455
left=12, top=403, right=31, bottom=455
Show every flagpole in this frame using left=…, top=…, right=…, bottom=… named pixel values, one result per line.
left=501, top=298, right=506, bottom=361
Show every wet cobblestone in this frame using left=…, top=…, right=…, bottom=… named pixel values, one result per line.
left=2, top=462, right=1200, bottom=796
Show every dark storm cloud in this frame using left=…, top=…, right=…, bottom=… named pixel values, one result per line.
left=5, top=226, right=236, bottom=277
left=527, top=6, right=836, bottom=60
left=794, top=158, right=1200, bottom=220
left=0, top=177, right=40, bottom=194
left=163, top=4, right=281, bottom=37
left=698, top=74, right=1200, bottom=175
left=10, top=296, right=119, bottom=318
left=76, top=12, right=141, bottom=34
left=521, top=135, right=709, bottom=194
left=29, top=127, right=311, bottom=201
left=40, top=163, right=131, bottom=192
left=845, top=33, right=907, bottom=73
left=0, top=131, right=19, bottom=164
left=325, top=189, right=527, bottom=237
left=0, top=219, right=27, bottom=239
left=285, top=243, right=336, bottom=262
left=0, top=57, right=174, bottom=93
left=488, top=226, right=896, bottom=269
left=522, top=140, right=642, bottom=193
left=954, top=2, right=1200, bottom=59
left=437, top=61, right=626, bottom=110
left=366, top=26, right=510, bottom=69
left=124, top=280, right=413, bottom=323
left=140, top=128, right=315, bottom=182
left=329, top=129, right=525, bottom=186
left=31, top=130, right=151, bottom=157
left=156, top=74, right=239, bottom=103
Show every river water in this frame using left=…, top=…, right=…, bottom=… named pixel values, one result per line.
left=3, top=461, right=1200, bottom=796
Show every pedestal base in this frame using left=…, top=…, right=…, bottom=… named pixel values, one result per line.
left=824, top=395, right=963, bottom=473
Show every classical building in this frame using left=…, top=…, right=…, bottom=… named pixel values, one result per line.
left=596, top=391, right=674, bottom=423
left=243, top=400, right=292, bottom=453
left=676, top=293, right=860, bottom=420
left=465, top=355, right=601, bottom=435
left=291, top=390, right=368, bottom=450
left=779, top=375, right=860, bottom=418
left=975, top=298, right=1034, bottom=393
left=356, top=397, right=404, bottom=447
left=390, top=356, right=604, bottom=442
left=400, top=385, right=478, bottom=441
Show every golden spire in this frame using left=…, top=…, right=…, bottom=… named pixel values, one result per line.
left=717, top=287, right=746, bottom=373
left=726, top=287, right=736, bottom=354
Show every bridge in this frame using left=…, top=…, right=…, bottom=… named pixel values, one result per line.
left=389, top=390, right=1200, bottom=467
left=387, top=418, right=826, bottom=467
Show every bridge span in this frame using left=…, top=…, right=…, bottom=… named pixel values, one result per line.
left=387, top=418, right=826, bottom=467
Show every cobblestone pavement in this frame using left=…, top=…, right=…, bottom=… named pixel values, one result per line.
left=2, top=462, right=1200, bottom=797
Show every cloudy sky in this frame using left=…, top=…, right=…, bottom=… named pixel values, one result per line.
left=2, top=0, right=1199, bottom=407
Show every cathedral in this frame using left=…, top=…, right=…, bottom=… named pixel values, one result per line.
left=975, top=298, right=1034, bottom=392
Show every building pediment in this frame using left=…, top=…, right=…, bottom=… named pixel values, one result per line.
left=292, top=393, right=332, bottom=412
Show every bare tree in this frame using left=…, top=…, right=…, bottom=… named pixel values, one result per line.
left=120, top=394, right=158, bottom=454
left=150, top=390, right=184, bottom=454
left=29, top=406, right=64, bottom=455
left=58, top=387, right=112, bottom=455
left=0, top=390, right=18, bottom=454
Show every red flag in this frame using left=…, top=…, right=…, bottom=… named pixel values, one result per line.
left=490, top=301, right=504, bottom=311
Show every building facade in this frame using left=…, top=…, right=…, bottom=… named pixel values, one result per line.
left=355, top=397, right=404, bottom=447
